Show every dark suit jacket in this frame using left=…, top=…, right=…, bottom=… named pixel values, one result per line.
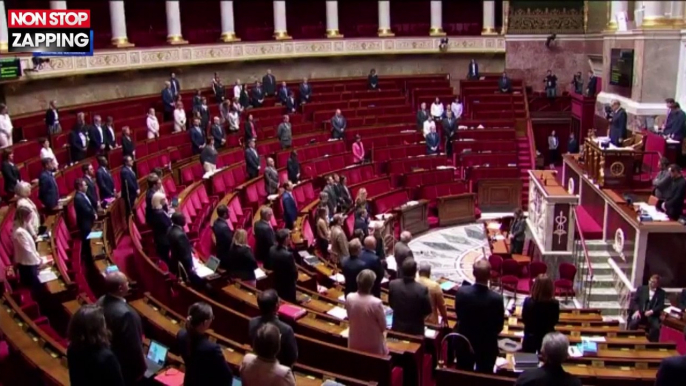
left=389, top=278, right=432, bottom=335
left=245, top=148, right=260, bottom=177
left=193, top=105, right=210, bottom=129
left=358, top=248, right=384, bottom=297
left=168, top=225, right=202, bottom=285
left=287, top=158, right=300, bottom=183
left=162, top=88, right=175, bottom=112
left=498, top=77, right=512, bottom=93
left=253, top=220, right=275, bottom=267
left=521, top=297, right=560, bottom=353
left=285, top=97, right=297, bottom=113
left=121, top=135, right=134, bottom=158
left=278, top=87, right=290, bottom=104
left=609, top=108, right=628, bottom=146
left=212, top=218, right=233, bottom=262
left=510, top=217, right=527, bottom=241
left=1, top=160, right=20, bottom=194
left=262, top=74, right=276, bottom=95
left=587, top=76, right=597, bottom=96
left=104, top=125, right=117, bottom=150
left=393, top=241, right=414, bottom=270
left=170, top=78, right=181, bottom=96
left=282, top=192, right=298, bottom=228
left=656, top=355, right=686, bottom=386
left=69, top=129, right=88, bottom=162
left=84, top=176, right=99, bottom=207
left=468, top=63, right=479, bottom=79
left=145, top=189, right=155, bottom=225
left=368, top=74, right=378, bottom=90
left=96, top=166, right=115, bottom=200
left=248, top=316, right=298, bottom=367
left=331, top=116, right=347, bottom=139
left=189, top=126, right=205, bottom=155
left=38, top=169, right=59, bottom=209
left=453, top=283, right=505, bottom=357
left=442, top=117, right=457, bottom=141
left=568, top=138, right=579, bottom=154
left=89, top=124, right=105, bottom=151
left=251, top=88, right=264, bottom=106
left=67, top=345, right=125, bottom=386
left=515, top=364, right=582, bottom=386
left=45, top=108, right=59, bottom=128
left=270, top=245, right=298, bottom=303
left=341, top=254, right=367, bottom=295
left=299, top=83, right=311, bottom=102
left=176, top=330, right=233, bottom=386
left=96, top=294, right=146, bottom=384
left=239, top=89, right=249, bottom=108
left=74, top=191, right=96, bottom=238
left=416, top=109, right=429, bottom=131
left=665, top=176, right=686, bottom=220
left=353, top=215, right=368, bottom=237
left=665, top=109, right=686, bottom=140
left=120, top=167, right=138, bottom=209
left=150, top=209, right=172, bottom=249
left=426, top=132, right=439, bottom=154
left=225, top=244, right=257, bottom=280
left=211, top=124, right=225, bottom=147
left=244, top=120, right=257, bottom=142
left=630, top=285, right=666, bottom=316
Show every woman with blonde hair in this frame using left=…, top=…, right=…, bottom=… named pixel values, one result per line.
left=15, top=181, right=40, bottom=237
left=521, top=274, right=560, bottom=353
left=173, top=101, right=187, bottom=133
left=12, top=206, right=45, bottom=292
left=355, top=188, right=369, bottom=213
left=225, top=229, right=258, bottom=285
left=345, top=269, right=388, bottom=355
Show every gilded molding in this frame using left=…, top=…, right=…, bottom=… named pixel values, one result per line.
left=11, top=37, right=506, bottom=81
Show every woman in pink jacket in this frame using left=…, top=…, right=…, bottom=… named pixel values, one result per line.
left=352, top=134, right=365, bottom=163
left=345, top=269, right=389, bottom=355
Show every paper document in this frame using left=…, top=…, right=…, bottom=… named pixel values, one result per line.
left=254, top=268, right=267, bottom=280
left=87, top=231, right=103, bottom=239
left=326, top=306, right=347, bottom=320
left=340, top=328, right=350, bottom=338
left=580, top=336, right=606, bottom=342
left=329, top=273, right=345, bottom=283
left=424, top=328, right=438, bottom=339
left=38, top=268, right=58, bottom=283
left=385, top=256, right=397, bottom=271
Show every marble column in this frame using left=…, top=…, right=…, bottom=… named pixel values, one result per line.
left=641, top=1, right=667, bottom=28
left=325, top=1, right=343, bottom=38
left=220, top=1, right=240, bottom=42
left=273, top=1, right=291, bottom=40
left=50, top=1, right=67, bottom=9
left=430, top=1, right=445, bottom=36
left=109, top=1, right=134, bottom=47
left=607, top=1, right=629, bottom=30
left=502, top=0, right=509, bottom=34
left=667, top=1, right=685, bottom=25
left=165, top=1, right=187, bottom=44
left=482, top=1, right=497, bottom=35
left=378, top=1, right=394, bottom=37
left=0, top=1, right=7, bottom=53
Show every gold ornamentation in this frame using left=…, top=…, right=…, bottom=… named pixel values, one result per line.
left=111, top=37, right=134, bottom=48
left=167, top=35, right=188, bottom=45
left=0, top=41, right=7, bottom=53
left=274, top=31, right=292, bottom=40
left=325, top=29, right=344, bottom=39
left=481, top=27, right=498, bottom=35
left=219, top=32, right=241, bottom=43
left=429, top=27, right=446, bottom=36
left=610, top=161, right=625, bottom=177
left=640, top=16, right=685, bottom=29
left=377, top=28, right=395, bottom=37
left=502, top=1, right=509, bottom=34
left=508, top=7, right=584, bottom=34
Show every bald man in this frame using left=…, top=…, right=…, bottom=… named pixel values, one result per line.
left=97, top=272, right=146, bottom=385
left=449, top=259, right=504, bottom=372
left=331, top=109, right=346, bottom=139
left=264, top=157, right=279, bottom=195
left=359, top=236, right=385, bottom=297
left=393, top=231, right=414, bottom=270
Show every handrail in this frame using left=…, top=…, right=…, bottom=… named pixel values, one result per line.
left=573, top=206, right=594, bottom=308
left=521, top=82, right=537, bottom=170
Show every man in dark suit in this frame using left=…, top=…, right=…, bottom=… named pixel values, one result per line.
left=189, top=118, right=205, bottom=155
left=608, top=100, right=628, bottom=146
left=515, top=332, right=581, bottom=386
left=663, top=99, right=686, bottom=141
left=245, top=139, right=260, bottom=179
left=567, top=132, right=579, bottom=154
left=73, top=178, right=97, bottom=262
left=2, top=150, right=21, bottom=196
left=212, top=204, right=233, bottom=264
left=586, top=70, right=597, bottom=97
left=628, top=274, right=666, bottom=342
left=282, top=181, right=298, bottom=230
left=251, top=81, right=265, bottom=108
left=359, top=236, right=385, bottom=297
left=270, top=229, right=298, bottom=303
left=442, top=110, right=457, bottom=159
left=262, top=69, right=276, bottom=97
left=210, top=116, right=226, bottom=149
left=45, top=100, right=61, bottom=135
left=368, top=68, right=379, bottom=90
left=121, top=126, right=135, bottom=158
left=97, top=272, right=146, bottom=386
left=450, top=259, right=504, bottom=372
left=81, top=163, right=99, bottom=210
left=120, top=156, right=139, bottom=217
left=285, top=92, right=298, bottom=114
left=244, top=114, right=257, bottom=143
left=38, top=158, right=59, bottom=210
left=144, top=174, right=160, bottom=225
left=69, top=123, right=88, bottom=163
left=193, top=97, right=210, bottom=130
left=254, top=207, right=276, bottom=268
left=416, top=102, right=429, bottom=131
left=389, top=258, right=432, bottom=336
left=656, top=354, right=686, bottom=386
left=88, top=115, right=106, bottom=153
left=96, top=156, right=116, bottom=203
left=299, top=77, right=312, bottom=104
left=467, top=59, right=479, bottom=80
left=104, top=116, right=117, bottom=150
left=393, top=231, right=414, bottom=270
left=353, top=208, right=369, bottom=237
left=323, top=175, right=339, bottom=214
left=663, top=164, right=686, bottom=221
left=168, top=213, right=202, bottom=286
left=340, top=239, right=366, bottom=295
left=498, top=72, right=512, bottom=93
left=278, top=81, right=290, bottom=105
left=331, top=109, right=347, bottom=139
left=249, top=289, right=298, bottom=367
left=162, top=81, right=175, bottom=122
left=170, top=72, right=181, bottom=98
left=426, top=124, right=439, bottom=155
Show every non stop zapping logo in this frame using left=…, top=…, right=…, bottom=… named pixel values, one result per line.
left=7, top=9, right=94, bottom=56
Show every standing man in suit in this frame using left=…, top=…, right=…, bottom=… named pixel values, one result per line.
left=89, top=115, right=106, bottom=153
left=1, top=149, right=21, bottom=197
left=353, top=208, right=369, bottom=237
left=189, top=117, right=205, bottom=155
left=341, top=239, right=366, bottom=295
left=417, top=102, right=429, bottom=132
left=567, top=132, right=579, bottom=155
left=393, top=231, right=414, bottom=271
left=210, top=116, right=226, bottom=149
left=663, top=164, right=686, bottom=221
left=586, top=70, right=597, bottom=97
left=161, top=81, right=175, bottom=122
left=331, top=109, right=347, bottom=139
left=251, top=81, right=265, bottom=108
left=104, top=116, right=117, bottom=151
left=608, top=100, right=628, bottom=146
left=270, top=229, right=298, bottom=303
left=299, top=77, right=312, bottom=104
left=120, top=156, right=139, bottom=217
left=45, top=100, right=61, bottom=135
left=389, top=258, right=432, bottom=336
left=359, top=236, right=385, bottom=297
left=450, top=259, right=504, bottom=372
left=543, top=70, right=558, bottom=101
left=212, top=204, right=234, bottom=263
left=426, top=123, right=439, bottom=155
left=38, top=157, right=59, bottom=210
left=656, top=353, right=686, bottom=386
left=281, top=181, right=298, bottom=230
left=97, top=272, right=146, bottom=386
left=248, top=289, right=298, bottom=367
left=323, top=175, right=339, bottom=214
left=262, top=69, right=277, bottom=97
left=498, top=72, right=512, bottom=93
left=244, top=114, right=257, bottom=143
left=81, top=163, right=100, bottom=210
left=368, top=69, right=379, bottom=90
left=467, top=59, right=479, bottom=80
left=278, top=81, right=290, bottom=105
left=653, top=157, right=672, bottom=211
left=245, top=139, right=260, bottom=179
left=170, top=72, right=181, bottom=99
left=168, top=213, right=202, bottom=285
left=277, top=115, right=292, bottom=149
left=628, top=274, right=666, bottom=342
left=254, top=207, right=276, bottom=268
left=285, top=92, right=298, bottom=114
left=509, top=208, right=526, bottom=254
left=663, top=99, right=686, bottom=141
left=69, top=119, right=89, bottom=163
left=442, top=110, right=457, bottom=159
left=264, top=157, right=279, bottom=195
left=96, top=156, right=116, bottom=204
left=121, top=126, right=135, bottom=159
left=193, top=97, right=210, bottom=130
left=73, top=178, right=97, bottom=262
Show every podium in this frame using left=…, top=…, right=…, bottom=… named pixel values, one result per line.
left=582, top=137, right=637, bottom=189
left=394, top=200, right=429, bottom=235
left=437, top=193, right=476, bottom=226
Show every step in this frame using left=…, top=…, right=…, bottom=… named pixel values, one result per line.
left=587, top=274, right=618, bottom=289
left=587, top=301, right=624, bottom=316
left=586, top=287, right=620, bottom=302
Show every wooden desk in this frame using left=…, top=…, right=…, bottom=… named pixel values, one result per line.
left=476, top=178, right=522, bottom=212
left=437, top=193, right=476, bottom=226
left=395, top=199, right=429, bottom=235
left=583, top=137, right=638, bottom=189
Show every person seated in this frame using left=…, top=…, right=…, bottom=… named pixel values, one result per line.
left=628, top=274, right=666, bottom=342
left=515, top=332, right=581, bottom=386
left=499, top=72, right=512, bottom=93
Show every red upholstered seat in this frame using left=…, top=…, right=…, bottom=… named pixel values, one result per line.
left=500, top=259, right=521, bottom=299
left=555, top=263, right=577, bottom=300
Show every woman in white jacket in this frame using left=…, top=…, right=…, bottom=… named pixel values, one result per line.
left=147, top=108, right=160, bottom=139
left=0, top=104, right=13, bottom=148
left=430, top=97, right=444, bottom=121
left=39, top=138, right=58, bottom=169
left=173, top=101, right=187, bottom=133
left=228, top=109, right=240, bottom=132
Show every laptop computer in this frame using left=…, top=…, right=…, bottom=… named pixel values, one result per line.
left=194, top=256, right=220, bottom=278
left=144, top=340, right=169, bottom=378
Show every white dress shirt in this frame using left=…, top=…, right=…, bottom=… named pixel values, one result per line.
left=423, top=120, right=436, bottom=138
left=233, top=85, right=241, bottom=99
left=451, top=102, right=463, bottom=119
left=0, top=113, right=13, bottom=148
left=147, top=115, right=160, bottom=138
left=430, top=102, right=444, bottom=118
left=12, top=226, right=41, bottom=266
left=40, top=147, right=57, bottom=167
left=79, top=132, right=87, bottom=147
left=173, top=109, right=186, bottom=132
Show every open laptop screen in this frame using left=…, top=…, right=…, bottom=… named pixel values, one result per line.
left=147, top=341, right=168, bottom=365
